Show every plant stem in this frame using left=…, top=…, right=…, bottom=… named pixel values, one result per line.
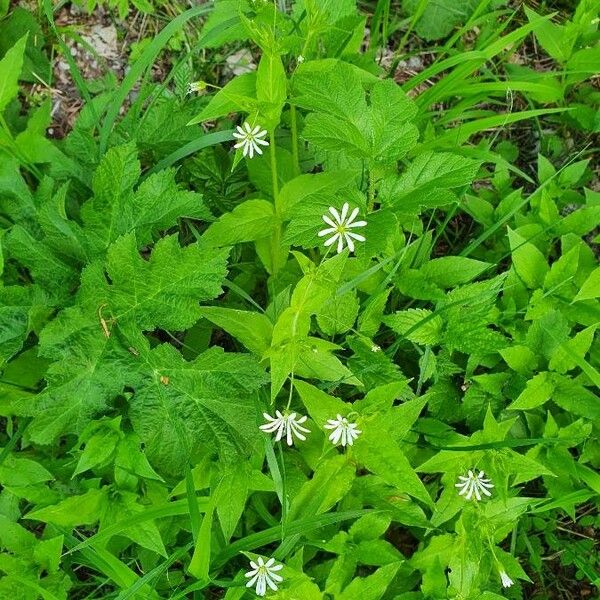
left=270, top=129, right=279, bottom=199
left=270, top=130, right=282, bottom=274
left=290, top=104, right=300, bottom=177
left=368, top=167, right=376, bottom=211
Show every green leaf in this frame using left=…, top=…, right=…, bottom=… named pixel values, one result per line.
left=353, top=425, right=433, bottom=506
left=402, top=0, right=480, bottom=40
left=0, top=33, right=28, bottom=113
left=420, top=257, right=491, bottom=288
left=256, top=51, right=287, bottom=128
left=215, top=463, right=250, bottom=542
left=278, top=171, right=356, bottom=219
left=0, top=286, right=31, bottom=363
left=105, top=233, right=229, bottom=342
left=369, top=79, right=418, bottom=162
left=525, top=6, right=572, bottom=63
left=384, top=309, right=443, bottom=345
left=25, top=488, right=107, bottom=527
left=188, top=73, right=257, bottom=125
left=82, top=144, right=210, bottom=256
left=201, top=199, right=275, bottom=247
left=381, top=152, right=481, bottom=213
left=200, top=306, right=273, bottom=356
left=508, top=372, right=554, bottom=410
left=0, top=454, right=53, bottom=486
left=339, top=562, right=401, bottom=600
left=574, top=266, right=600, bottom=302
left=295, top=379, right=350, bottom=427
left=317, top=291, right=360, bottom=335
left=129, top=344, right=267, bottom=474
left=507, top=228, right=548, bottom=289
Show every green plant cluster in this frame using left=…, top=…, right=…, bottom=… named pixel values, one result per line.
left=0, top=0, right=599, bottom=599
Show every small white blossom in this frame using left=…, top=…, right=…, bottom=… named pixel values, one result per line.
left=260, top=410, right=310, bottom=446
left=455, top=470, right=494, bottom=501
left=318, top=202, right=367, bottom=254
left=371, top=344, right=381, bottom=352
left=297, top=55, right=305, bottom=64
left=232, top=122, right=269, bottom=158
left=499, top=570, right=514, bottom=588
left=245, top=556, right=283, bottom=596
left=324, top=414, right=362, bottom=447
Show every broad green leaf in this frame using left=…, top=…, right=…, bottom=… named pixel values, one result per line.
left=0, top=455, right=53, bottom=487
left=256, top=51, right=287, bottom=128
left=278, top=171, right=356, bottom=218
left=317, top=291, right=360, bottom=335
left=508, top=372, right=554, bottom=410
left=420, top=257, right=491, bottom=288
left=129, top=344, right=267, bottom=473
left=339, top=562, right=401, bottom=600
left=82, top=144, right=210, bottom=255
left=201, top=199, right=275, bottom=247
left=25, top=488, right=108, bottom=527
left=295, top=379, right=350, bottom=426
left=215, top=463, right=250, bottom=542
left=0, top=286, right=31, bottom=363
left=200, top=306, right=273, bottom=355
left=369, top=79, right=418, bottom=162
left=353, top=426, right=433, bottom=506
left=507, top=228, right=548, bottom=288
left=381, top=152, right=481, bottom=213
left=188, top=72, right=257, bottom=125
left=384, top=309, right=443, bottom=345
left=105, top=233, right=229, bottom=342
left=402, top=0, right=480, bottom=40
left=0, top=33, right=28, bottom=113
left=574, top=266, right=600, bottom=302
left=525, top=6, right=573, bottom=63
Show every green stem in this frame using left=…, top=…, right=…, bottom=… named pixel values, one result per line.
left=290, top=105, right=300, bottom=177
left=270, top=130, right=282, bottom=274
left=368, top=168, right=376, bottom=211
left=270, top=129, right=279, bottom=199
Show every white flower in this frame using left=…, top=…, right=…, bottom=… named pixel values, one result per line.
left=455, top=470, right=494, bottom=501
left=318, top=203, right=367, bottom=254
left=324, top=414, right=362, bottom=447
left=232, top=122, right=269, bottom=158
left=245, top=556, right=283, bottom=596
left=259, top=410, right=310, bottom=446
left=499, top=570, right=514, bottom=588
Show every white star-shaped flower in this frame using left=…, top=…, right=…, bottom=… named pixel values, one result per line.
left=232, top=122, right=269, bottom=158
left=324, top=414, right=362, bottom=447
left=259, top=410, right=310, bottom=446
left=455, top=469, right=494, bottom=501
left=499, top=570, right=514, bottom=588
left=318, top=202, right=367, bottom=254
left=245, top=556, right=283, bottom=596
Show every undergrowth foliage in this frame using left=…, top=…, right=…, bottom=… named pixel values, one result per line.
left=0, top=0, right=599, bottom=599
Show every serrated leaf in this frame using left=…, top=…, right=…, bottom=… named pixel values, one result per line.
left=382, top=152, right=481, bottom=213
left=129, top=344, right=267, bottom=474
left=384, top=308, right=443, bottom=345
left=105, top=233, right=229, bottom=341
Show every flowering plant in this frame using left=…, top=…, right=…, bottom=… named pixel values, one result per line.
left=0, top=0, right=596, bottom=598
